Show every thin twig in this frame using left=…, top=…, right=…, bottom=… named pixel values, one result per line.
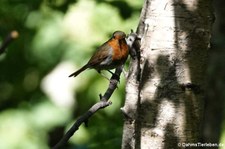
left=0, top=30, right=19, bottom=55
left=52, top=66, right=123, bottom=149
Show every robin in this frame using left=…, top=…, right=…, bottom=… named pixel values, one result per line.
left=69, top=31, right=129, bottom=78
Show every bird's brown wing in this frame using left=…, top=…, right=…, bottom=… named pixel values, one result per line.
left=88, top=42, right=112, bottom=67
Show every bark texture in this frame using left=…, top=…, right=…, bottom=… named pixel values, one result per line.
left=122, top=0, right=213, bottom=148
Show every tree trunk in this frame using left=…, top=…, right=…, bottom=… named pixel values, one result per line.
left=122, top=0, right=213, bottom=148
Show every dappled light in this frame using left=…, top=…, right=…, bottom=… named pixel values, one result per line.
left=1, top=0, right=224, bottom=148
left=0, top=0, right=142, bottom=148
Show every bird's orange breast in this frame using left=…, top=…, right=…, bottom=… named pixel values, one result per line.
left=107, top=38, right=129, bottom=65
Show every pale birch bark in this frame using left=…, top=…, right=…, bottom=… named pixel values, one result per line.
left=122, top=0, right=213, bottom=148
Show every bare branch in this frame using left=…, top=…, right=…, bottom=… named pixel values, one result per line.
left=52, top=101, right=112, bottom=149
left=52, top=66, right=123, bottom=149
left=52, top=31, right=137, bottom=149
left=0, top=30, right=19, bottom=55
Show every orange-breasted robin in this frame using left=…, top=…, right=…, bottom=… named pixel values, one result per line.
left=69, top=31, right=129, bottom=77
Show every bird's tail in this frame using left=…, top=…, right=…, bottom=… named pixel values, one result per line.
left=69, top=65, right=88, bottom=77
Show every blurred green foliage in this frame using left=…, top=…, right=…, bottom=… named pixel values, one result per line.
left=0, top=0, right=142, bottom=148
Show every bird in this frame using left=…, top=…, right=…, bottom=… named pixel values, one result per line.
left=69, top=31, right=129, bottom=78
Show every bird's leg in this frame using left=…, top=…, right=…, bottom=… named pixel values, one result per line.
left=107, top=70, right=120, bottom=80
left=107, top=69, right=121, bottom=80
left=97, top=70, right=120, bottom=85
left=107, top=70, right=120, bottom=85
left=97, top=70, right=110, bottom=81
left=107, top=70, right=114, bottom=75
left=111, top=69, right=121, bottom=85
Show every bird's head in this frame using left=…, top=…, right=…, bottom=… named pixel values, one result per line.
left=112, top=31, right=126, bottom=40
